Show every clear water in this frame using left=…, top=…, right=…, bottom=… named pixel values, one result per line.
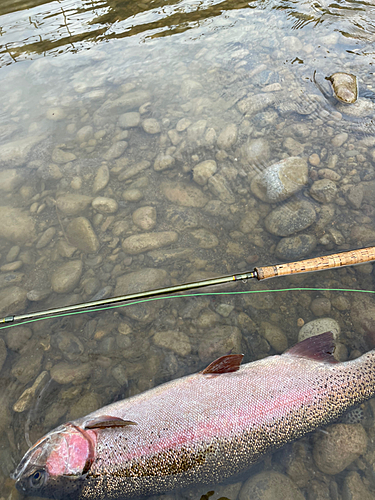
left=1, top=0, right=375, bottom=498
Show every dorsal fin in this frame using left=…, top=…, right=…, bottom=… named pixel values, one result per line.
left=202, top=354, right=244, bottom=374
left=284, top=331, right=337, bottom=363
left=83, top=416, right=138, bottom=430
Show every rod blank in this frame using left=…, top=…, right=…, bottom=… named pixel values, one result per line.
left=2, top=246, right=375, bottom=326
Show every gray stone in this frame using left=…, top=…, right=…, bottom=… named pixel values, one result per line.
left=36, top=227, right=56, bottom=249
left=6, top=245, right=20, bottom=262
left=276, top=234, right=316, bottom=260
left=261, top=321, right=288, bottom=353
left=350, top=295, right=375, bottom=335
left=162, top=182, right=208, bottom=207
left=176, top=118, right=191, bottom=132
left=154, top=154, right=175, bottom=171
left=11, top=343, right=43, bottom=384
left=347, top=184, right=363, bottom=209
left=122, top=231, right=178, bottom=254
left=284, top=137, right=305, bottom=156
left=1, top=260, right=22, bottom=272
left=68, top=392, right=102, bottom=421
left=310, top=297, right=331, bottom=317
left=0, top=169, right=23, bottom=192
left=0, top=338, right=6, bottom=373
left=37, top=163, right=63, bottom=180
left=251, top=157, right=308, bottom=203
left=187, top=120, right=207, bottom=144
left=142, top=118, right=161, bottom=134
left=52, top=147, right=76, bottom=164
left=198, top=325, right=242, bottom=363
left=6, top=326, right=32, bottom=351
left=239, top=471, right=304, bottom=500
left=342, top=471, right=373, bottom=500
left=92, top=197, right=118, bottom=214
left=122, top=188, right=144, bottom=202
left=265, top=200, right=316, bottom=237
left=190, top=229, right=219, bottom=249
left=310, top=179, right=338, bottom=203
left=13, top=371, right=49, bottom=413
left=217, top=123, right=238, bottom=150
left=241, top=138, right=270, bottom=165
left=313, top=424, right=367, bottom=475
left=76, top=125, right=93, bottom=143
left=208, top=174, right=236, bottom=204
left=51, top=362, right=92, bottom=384
left=298, top=318, right=340, bottom=342
left=118, top=112, right=141, bottom=129
left=0, top=272, right=24, bottom=289
left=0, top=286, right=28, bottom=316
left=132, top=207, right=157, bottom=230
left=117, top=160, right=150, bottom=181
left=51, top=260, right=83, bottom=294
left=66, top=217, right=99, bottom=253
left=153, top=330, right=191, bottom=356
left=331, top=132, right=348, bottom=147
left=239, top=211, right=260, bottom=233
left=98, top=90, right=151, bottom=116
left=192, top=160, right=217, bottom=185
left=92, top=164, right=110, bottom=194
left=237, top=93, right=276, bottom=115
left=103, top=141, right=128, bottom=160
left=0, top=206, right=35, bottom=244
left=27, top=289, right=50, bottom=301
left=0, top=135, right=44, bottom=168
left=56, top=194, right=93, bottom=216
left=55, top=331, right=84, bottom=361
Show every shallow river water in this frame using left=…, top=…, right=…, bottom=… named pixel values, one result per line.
left=1, top=0, right=375, bottom=498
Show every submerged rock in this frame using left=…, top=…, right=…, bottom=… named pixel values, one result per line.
left=66, top=217, right=99, bottom=253
left=56, top=194, right=93, bottom=216
left=122, top=231, right=178, bottom=254
left=276, top=234, right=316, bottom=260
left=328, top=72, right=358, bottom=104
left=265, top=199, right=316, bottom=237
left=0, top=206, right=35, bottom=244
left=239, top=471, right=304, bottom=500
left=298, top=317, right=340, bottom=342
left=313, top=424, right=367, bottom=475
left=162, top=182, right=208, bottom=207
left=0, top=286, right=28, bottom=316
left=51, top=260, right=83, bottom=293
left=251, top=157, right=308, bottom=203
left=153, top=330, right=191, bottom=356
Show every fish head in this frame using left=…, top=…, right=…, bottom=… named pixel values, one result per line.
left=12, top=423, right=97, bottom=499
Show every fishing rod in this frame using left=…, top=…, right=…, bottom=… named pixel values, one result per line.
left=1, top=246, right=375, bottom=326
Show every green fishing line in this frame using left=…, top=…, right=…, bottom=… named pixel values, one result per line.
left=1, top=287, right=374, bottom=330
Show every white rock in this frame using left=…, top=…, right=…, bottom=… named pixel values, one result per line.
left=298, top=318, right=340, bottom=342
left=193, top=160, right=217, bottom=185
left=92, top=197, right=118, bottom=214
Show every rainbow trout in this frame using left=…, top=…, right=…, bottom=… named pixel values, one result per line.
left=13, top=332, right=375, bottom=499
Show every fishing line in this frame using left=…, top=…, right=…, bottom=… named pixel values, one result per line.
left=1, top=287, right=374, bottom=330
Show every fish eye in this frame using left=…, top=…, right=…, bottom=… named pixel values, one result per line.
left=29, top=470, right=46, bottom=489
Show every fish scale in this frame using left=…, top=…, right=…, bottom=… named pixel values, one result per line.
left=13, top=332, right=375, bottom=499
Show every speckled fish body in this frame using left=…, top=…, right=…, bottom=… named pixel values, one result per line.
left=13, top=333, right=375, bottom=500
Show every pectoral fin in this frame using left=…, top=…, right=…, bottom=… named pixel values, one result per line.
left=83, top=416, right=138, bottom=430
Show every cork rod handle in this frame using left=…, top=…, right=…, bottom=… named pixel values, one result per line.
left=255, top=247, right=375, bottom=280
